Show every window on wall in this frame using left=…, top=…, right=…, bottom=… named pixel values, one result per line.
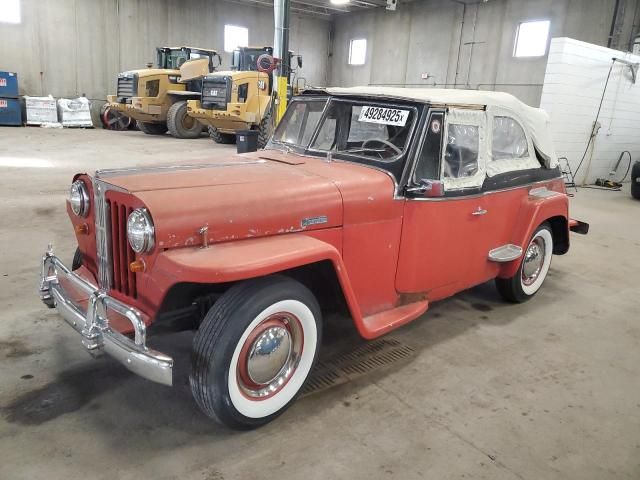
left=224, top=25, right=248, bottom=53
left=514, top=20, right=550, bottom=57
left=348, top=38, right=367, bottom=65
left=0, top=0, right=21, bottom=23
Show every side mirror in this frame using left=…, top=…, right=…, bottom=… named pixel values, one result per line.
left=297, top=56, right=303, bottom=68
left=406, top=179, right=444, bottom=197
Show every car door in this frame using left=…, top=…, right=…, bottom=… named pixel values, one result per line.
left=396, top=107, right=494, bottom=300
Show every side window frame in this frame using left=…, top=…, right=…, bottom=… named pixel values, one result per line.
left=408, top=108, right=445, bottom=185
left=441, top=108, right=488, bottom=192
left=486, top=106, right=540, bottom=176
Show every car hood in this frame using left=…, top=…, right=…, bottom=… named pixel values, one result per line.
left=96, top=152, right=350, bottom=248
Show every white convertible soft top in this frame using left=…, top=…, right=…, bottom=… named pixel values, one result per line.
left=324, top=86, right=558, bottom=168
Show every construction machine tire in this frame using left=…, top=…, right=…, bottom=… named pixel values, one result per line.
left=257, top=110, right=274, bottom=149
left=100, top=104, right=133, bottom=131
left=167, top=101, right=204, bottom=139
left=631, top=161, right=640, bottom=200
left=137, top=121, right=168, bottom=135
left=208, top=126, right=236, bottom=144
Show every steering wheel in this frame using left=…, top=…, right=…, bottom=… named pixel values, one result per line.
left=444, top=146, right=462, bottom=177
left=362, top=138, right=402, bottom=157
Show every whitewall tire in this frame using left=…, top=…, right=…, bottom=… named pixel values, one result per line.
left=496, top=223, right=554, bottom=303
left=190, top=275, right=322, bottom=429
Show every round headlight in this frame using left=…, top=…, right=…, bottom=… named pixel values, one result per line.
left=127, top=208, right=155, bottom=253
left=69, top=180, right=90, bottom=217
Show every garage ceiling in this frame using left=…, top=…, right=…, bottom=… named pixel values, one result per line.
left=225, top=0, right=393, bottom=18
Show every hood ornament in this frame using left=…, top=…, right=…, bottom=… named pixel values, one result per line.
left=199, top=225, right=209, bottom=248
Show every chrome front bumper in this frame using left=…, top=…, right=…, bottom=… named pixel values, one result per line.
left=39, top=247, right=173, bottom=386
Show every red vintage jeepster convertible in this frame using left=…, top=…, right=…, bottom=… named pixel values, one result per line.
left=40, top=87, right=588, bottom=429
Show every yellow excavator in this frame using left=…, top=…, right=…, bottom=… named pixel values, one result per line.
left=186, top=46, right=301, bottom=147
left=106, top=46, right=221, bottom=138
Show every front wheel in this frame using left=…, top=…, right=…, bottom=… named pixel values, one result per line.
left=631, top=161, right=640, bottom=200
left=257, top=109, right=273, bottom=149
left=496, top=223, right=553, bottom=303
left=137, top=121, right=168, bottom=135
left=167, top=101, right=203, bottom=139
left=208, top=126, right=236, bottom=144
left=190, top=276, right=322, bottom=429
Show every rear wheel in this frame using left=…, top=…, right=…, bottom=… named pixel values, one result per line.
left=137, top=121, right=168, bottom=135
left=631, top=161, right=640, bottom=200
left=167, top=101, right=203, bottom=139
left=190, top=276, right=322, bottom=429
left=208, top=126, right=236, bottom=144
left=496, top=223, right=553, bottom=303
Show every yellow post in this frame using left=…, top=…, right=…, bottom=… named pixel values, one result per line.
left=275, top=75, right=288, bottom=123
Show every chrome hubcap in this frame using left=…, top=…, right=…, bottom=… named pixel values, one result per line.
left=237, top=313, right=303, bottom=399
left=522, top=237, right=545, bottom=286
left=247, top=326, right=292, bottom=385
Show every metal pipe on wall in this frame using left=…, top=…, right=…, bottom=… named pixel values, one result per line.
left=451, top=0, right=488, bottom=88
left=273, top=0, right=291, bottom=122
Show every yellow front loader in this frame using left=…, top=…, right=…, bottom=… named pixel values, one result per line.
left=186, top=46, right=301, bottom=147
left=106, top=46, right=221, bottom=138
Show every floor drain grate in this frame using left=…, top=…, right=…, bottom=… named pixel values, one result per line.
left=301, top=338, right=415, bottom=397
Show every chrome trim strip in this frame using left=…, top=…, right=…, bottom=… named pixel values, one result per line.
left=529, top=186, right=563, bottom=198
left=405, top=177, right=564, bottom=202
left=94, top=160, right=266, bottom=179
left=93, top=179, right=112, bottom=290
left=39, top=249, right=173, bottom=386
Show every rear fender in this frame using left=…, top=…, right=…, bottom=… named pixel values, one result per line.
left=152, top=234, right=364, bottom=329
left=498, top=193, right=569, bottom=279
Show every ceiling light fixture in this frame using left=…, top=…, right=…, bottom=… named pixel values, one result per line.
left=330, top=0, right=350, bottom=5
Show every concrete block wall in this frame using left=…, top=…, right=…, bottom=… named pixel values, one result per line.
left=0, top=0, right=330, bottom=102
left=540, top=37, right=640, bottom=185
left=329, top=0, right=640, bottom=107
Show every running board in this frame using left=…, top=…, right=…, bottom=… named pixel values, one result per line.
left=361, top=300, right=429, bottom=339
left=488, top=244, right=523, bottom=262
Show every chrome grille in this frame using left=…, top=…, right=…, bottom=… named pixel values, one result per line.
left=94, top=180, right=112, bottom=290
left=117, top=75, right=138, bottom=98
left=93, top=179, right=137, bottom=299
left=201, top=77, right=229, bottom=110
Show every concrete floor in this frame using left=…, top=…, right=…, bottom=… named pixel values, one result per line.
left=0, top=127, right=639, bottom=480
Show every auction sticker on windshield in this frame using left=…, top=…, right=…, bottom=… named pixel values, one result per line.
left=359, top=106, right=409, bottom=127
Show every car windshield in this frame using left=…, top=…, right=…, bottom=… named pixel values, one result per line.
left=272, top=98, right=417, bottom=164
left=273, top=100, right=327, bottom=147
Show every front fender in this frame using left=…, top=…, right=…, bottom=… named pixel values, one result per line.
left=151, top=233, right=364, bottom=324
left=498, top=192, right=569, bottom=279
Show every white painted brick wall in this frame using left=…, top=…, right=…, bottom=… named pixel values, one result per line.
left=540, top=38, right=640, bottom=185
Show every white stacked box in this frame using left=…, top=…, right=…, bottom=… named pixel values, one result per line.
left=540, top=38, right=640, bottom=184
left=24, top=96, right=58, bottom=125
left=58, top=97, right=93, bottom=128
